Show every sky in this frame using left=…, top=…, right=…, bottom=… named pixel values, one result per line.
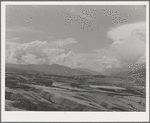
left=6, top=5, right=146, bottom=73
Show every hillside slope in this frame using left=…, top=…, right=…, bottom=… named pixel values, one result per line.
left=6, top=63, right=91, bottom=76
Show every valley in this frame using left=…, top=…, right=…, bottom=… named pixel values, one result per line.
left=5, top=65, right=146, bottom=111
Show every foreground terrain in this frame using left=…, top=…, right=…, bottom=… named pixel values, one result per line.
left=5, top=66, right=146, bottom=111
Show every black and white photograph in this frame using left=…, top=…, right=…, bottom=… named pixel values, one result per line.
left=1, top=1, right=149, bottom=122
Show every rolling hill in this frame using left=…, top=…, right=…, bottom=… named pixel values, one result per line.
left=77, top=68, right=103, bottom=75
left=6, top=63, right=92, bottom=76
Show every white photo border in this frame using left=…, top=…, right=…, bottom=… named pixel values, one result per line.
left=1, top=1, right=149, bottom=122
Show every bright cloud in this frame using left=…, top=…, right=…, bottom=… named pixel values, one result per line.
left=107, top=22, right=146, bottom=42
left=107, top=22, right=146, bottom=63
left=136, top=53, right=146, bottom=64
left=6, top=22, right=146, bottom=73
left=77, top=54, right=121, bottom=72
left=6, top=38, right=77, bottom=65
left=6, top=39, right=123, bottom=72
left=6, top=41, right=65, bottom=64
left=51, top=50, right=122, bottom=72
left=21, top=53, right=46, bottom=64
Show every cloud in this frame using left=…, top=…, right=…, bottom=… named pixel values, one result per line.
left=107, top=22, right=146, bottom=63
left=93, top=48, right=118, bottom=59
left=136, top=53, right=146, bottom=64
left=81, top=53, right=122, bottom=72
left=20, top=41, right=64, bottom=59
left=21, top=53, right=46, bottom=64
left=6, top=21, right=146, bottom=73
left=65, top=53, right=121, bottom=72
left=6, top=38, right=123, bottom=72
left=6, top=38, right=77, bottom=64
left=6, top=42, right=26, bottom=64
left=107, top=22, right=146, bottom=42
left=84, top=21, right=147, bottom=72
left=49, top=38, right=78, bottom=47
left=6, top=41, right=64, bottom=64
left=6, top=40, right=123, bottom=72
left=51, top=49, right=122, bottom=72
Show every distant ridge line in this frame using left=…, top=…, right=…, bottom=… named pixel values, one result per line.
left=6, top=63, right=92, bottom=76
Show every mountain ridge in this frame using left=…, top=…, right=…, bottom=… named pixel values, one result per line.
left=6, top=63, right=92, bottom=76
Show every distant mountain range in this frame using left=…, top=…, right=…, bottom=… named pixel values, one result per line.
left=6, top=63, right=92, bottom=76
left=77, top=68, right=104, bottom=75
left=77, top=67, right=130, bottom=76
left=6, top=63, right=146, bottom=77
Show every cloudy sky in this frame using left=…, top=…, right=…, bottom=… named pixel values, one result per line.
left=6, top=5, right=146, bottom=73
